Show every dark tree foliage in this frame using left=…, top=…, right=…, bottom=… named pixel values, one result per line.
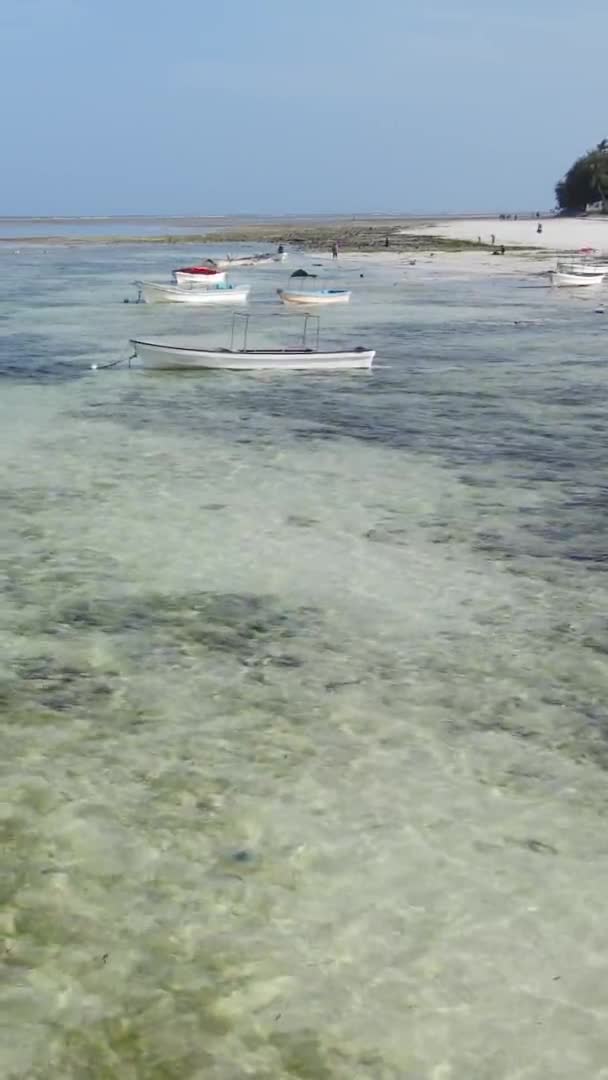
left=555, top=140, right=608, bottom=213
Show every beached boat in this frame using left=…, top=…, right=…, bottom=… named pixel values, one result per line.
left=550, top=269, right=605, bottom=287
left=172, top=266, right=227, bottom=286
left=129, top=313, right=374, bottom=371
left=212, top=252, right=287, bottom=270
left=278, top=287, right=351, bottom=305
left=130, top=338, right=374, bottom=370
left=135, top=281, right=249, bottom=305
left=277, top=268, right=351, bottom=306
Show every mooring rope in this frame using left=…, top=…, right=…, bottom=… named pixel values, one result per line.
left=91, top=354, right=133, bottom=371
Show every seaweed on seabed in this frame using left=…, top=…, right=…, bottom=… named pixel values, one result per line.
left=0, top=656, right=117, bottom=720
left=34, top=590, right=319, bottom=666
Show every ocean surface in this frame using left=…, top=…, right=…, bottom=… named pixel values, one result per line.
left=1, top=241, right=608, bottom=1078
left=0, top=219, right=221, bottom=240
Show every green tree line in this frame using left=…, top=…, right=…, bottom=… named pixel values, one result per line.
left=556, top=140, right=608, bottom=213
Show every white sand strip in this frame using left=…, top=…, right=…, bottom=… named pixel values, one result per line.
left=403, top=217, right=608, bottom=253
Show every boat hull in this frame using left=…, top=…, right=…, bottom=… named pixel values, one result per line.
left=214, top=253, right=287, bottom=270
left=277, top=289, right=351, bottom=305
left=550, top=270, right=605, bottom=287
left=137, top=281, right=249, bottom=304
left=173, top=270, right=227, bottom=287
left=130, top=338, right=375, bottom=371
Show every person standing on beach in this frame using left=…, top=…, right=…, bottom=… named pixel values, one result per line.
left=491, top=233, right=496, bottom=246
left=331, top=241, right=339, bottom=259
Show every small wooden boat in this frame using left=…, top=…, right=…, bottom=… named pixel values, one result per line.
left=278, top=287, right=351, bottom=305
left=550, top=269, right=605, bottom=287
left=212, top=252, right=287, bottom=270
left=130, top=338, right=374, bottom=370
left=129, top=313, right=374, bottom=371
left=277, top=267, right=351, bottom=306
left=172, top=266, right=227, bottom=286
left=135, top=281, right=249, bottom=305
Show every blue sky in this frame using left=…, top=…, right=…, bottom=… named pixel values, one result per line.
left=1, top=0, right=606, bottom=215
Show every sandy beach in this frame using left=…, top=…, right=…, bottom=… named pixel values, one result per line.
left=414, top=215, right=608, bottom=253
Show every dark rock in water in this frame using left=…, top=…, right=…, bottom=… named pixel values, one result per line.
left=231, top=849, right=254, bottom=863
left=506, top=836, right=559, bottom=856
left=287, top=514, right=319, bottom=528
left=325, top=677, right=363, bottom=692
left=268, top=654, right=303, bottom=668
left=524, top=838, right=558, bottom=856
left=365, top=526, right=408, bottom=547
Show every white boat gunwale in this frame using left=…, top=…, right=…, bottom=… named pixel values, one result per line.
left=556, top=265, right=608, bottom=277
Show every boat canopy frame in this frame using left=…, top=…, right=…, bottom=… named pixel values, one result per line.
left=229, top=312, right=321, bottom=352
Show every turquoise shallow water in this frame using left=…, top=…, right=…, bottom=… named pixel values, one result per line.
left=2, top=244, right=608, bottom=1078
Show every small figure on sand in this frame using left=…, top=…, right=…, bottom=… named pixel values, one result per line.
left=331, top=241, right=339, bottom=259
left=277, top=244, right=284, bottom=255
left=384, top=234, right=390, bottom=248
left=491, top=233, right=496, bottom=246
left=537, top=223, right=543, bottom=235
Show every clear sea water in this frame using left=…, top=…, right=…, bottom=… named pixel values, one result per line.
left=2, top=242, right=608, bottom=1078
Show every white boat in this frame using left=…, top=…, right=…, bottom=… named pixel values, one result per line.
left=557, top=260, right=608, bottom=276
left=172, top=266, right=227, bottom=286
left=129, top=313, right=374, bottom=371
left=277, top=268, right=351, bottom=305
left=278, top=287, right=351, bottom=305
left=550, top=269, right=605, bottom=287
left=136, top=281, right=249, bottom=305
left=213, top=252, right=287, bottom=270
left=130, top=338, right=374, bottom=370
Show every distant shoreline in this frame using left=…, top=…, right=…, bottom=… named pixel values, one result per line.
left=0, top=214, right=605, bottom=253
left=0, top=216, right=525, bottom=253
